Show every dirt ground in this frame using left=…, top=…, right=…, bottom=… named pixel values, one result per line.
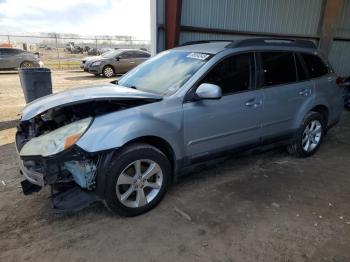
left=0, top=70, right=349, bottom=262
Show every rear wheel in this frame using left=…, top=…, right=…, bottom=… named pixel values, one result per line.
left=20, top=61, right=34, bottom=68
left=104, top=143, right=171, bottom=216
left=102, top=65, right=115, bottom=78
left=287, top=111, right=326, bottom=157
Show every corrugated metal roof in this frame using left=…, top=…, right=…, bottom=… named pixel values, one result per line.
left=181, top=0, right=323, bottom=36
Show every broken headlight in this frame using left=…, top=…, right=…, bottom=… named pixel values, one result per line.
left=20, top=117, right=93, bottom=157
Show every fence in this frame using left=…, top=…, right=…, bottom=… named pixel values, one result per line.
left=0, top=33, right=150, bottom=70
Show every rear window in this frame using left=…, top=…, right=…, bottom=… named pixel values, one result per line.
left=301, top=53, right=329, bottom=78
left=261, top=52, right=296, bottom=86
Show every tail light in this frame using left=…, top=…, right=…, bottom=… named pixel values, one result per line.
left=336, top=77, right=345, bottom=88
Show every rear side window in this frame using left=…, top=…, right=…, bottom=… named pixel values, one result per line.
left=136, top=51, right=150, bottom=58
left=261, top=52, right=296, bottom=86
left=201, top=53, right=254, bottom=95
left=301, top=54, right=329, bottom=78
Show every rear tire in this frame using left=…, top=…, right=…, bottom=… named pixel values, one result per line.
left=102, top=65, right=115, bottom=78
left=287, top=111, right=326, bottom=158
left=104, top=143, right=171, bottom=216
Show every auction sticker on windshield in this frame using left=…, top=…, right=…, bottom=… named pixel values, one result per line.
left=187, top=53, right=210, bottom=60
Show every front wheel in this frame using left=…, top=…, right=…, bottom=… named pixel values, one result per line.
left=102, top=65, right=115, bottom=78
left=287, top=112, right=326, bottom=157
left=104, top=143, right=171, bottom=216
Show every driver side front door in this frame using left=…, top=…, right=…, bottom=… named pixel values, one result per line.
left=183, top=52, right=263, bottom=163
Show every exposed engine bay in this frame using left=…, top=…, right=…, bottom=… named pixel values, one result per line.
left=16, top=98, right=159, bottom=211
left=17, top=99, right=154, bottom=149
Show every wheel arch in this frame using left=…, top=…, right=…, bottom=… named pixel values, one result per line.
left=310, top=104, right=329, bottom=125
left=124, top=136, right=177, bottom=178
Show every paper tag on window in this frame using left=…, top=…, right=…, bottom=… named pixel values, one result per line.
left=187, top=53, right=210, bottom=60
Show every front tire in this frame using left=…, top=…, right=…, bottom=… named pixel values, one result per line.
left=104, top=143, right=171, bottom=216
left=287, top=111, right=326, bottom=157
left=102, top=65, right=115, bottom=78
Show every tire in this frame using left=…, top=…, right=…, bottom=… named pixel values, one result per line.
left=104, top=143, right=171, bottom=216
left=20, top=61, right=34, bottom=68
left=102, top=65, right=115, bottom=78
left=287, top=111, right=326, bottom=158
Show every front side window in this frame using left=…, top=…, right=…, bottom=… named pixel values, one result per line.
left=118, top=50, right=210, bottom=96
left=119, top=51, right=134, bottom=59
left=301, top=53, right=329, bottom=78
left=201, top=53, right=254, bottom=95
left=261, top=52, right=296, bottom=86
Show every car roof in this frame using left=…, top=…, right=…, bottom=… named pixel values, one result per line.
left=118, top=49, right=150, bottom=53
left=173, top=38, right=318, bottom=55
left=173, top=41, right=232, bottom=54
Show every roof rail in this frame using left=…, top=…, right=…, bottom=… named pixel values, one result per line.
left=179, top=40, right=232, bottom=46
left=226, top=38, right=317, bottom=49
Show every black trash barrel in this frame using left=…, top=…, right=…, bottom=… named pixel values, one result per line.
left=18, top=68, right=52, bottom=103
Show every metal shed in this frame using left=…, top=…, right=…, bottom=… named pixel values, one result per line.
left=150, top=0, right=350, bottom=76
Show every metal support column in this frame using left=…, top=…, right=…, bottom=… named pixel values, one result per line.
left=165, top=0, right=182, bottom=49
left=318, top=0, right=343, bottom=55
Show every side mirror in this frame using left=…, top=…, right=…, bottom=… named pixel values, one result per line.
left=195, top=83, right=222, bottom=100
left=116, top=56, right=120, bottom=61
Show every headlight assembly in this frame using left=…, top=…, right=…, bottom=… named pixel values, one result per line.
left=92, top=61, right=102, bottom=66
left=20, top=117, right=93, bottom=157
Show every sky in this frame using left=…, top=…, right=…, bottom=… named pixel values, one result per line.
left=0, top=0, right=150, bottom=40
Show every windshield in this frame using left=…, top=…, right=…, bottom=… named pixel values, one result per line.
left=102, top=50, right=121, bottom=59
left=118, top=50, right=211, bottom=96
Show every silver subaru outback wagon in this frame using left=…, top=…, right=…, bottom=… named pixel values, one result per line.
left=16, top=38, right=343, bottom=216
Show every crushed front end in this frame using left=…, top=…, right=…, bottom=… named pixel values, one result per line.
left=16, top=111, right=103, bottom=212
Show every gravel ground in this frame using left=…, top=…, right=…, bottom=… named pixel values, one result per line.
left=0, top=70, right=349, bottom=262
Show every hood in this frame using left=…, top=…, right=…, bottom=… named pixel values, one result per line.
left=83, top=56, right=101, bottom=62
left=21, top=84, right=162, bottom=121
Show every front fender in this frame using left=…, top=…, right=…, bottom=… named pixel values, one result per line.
left=76, top=105, right=183, bottom=159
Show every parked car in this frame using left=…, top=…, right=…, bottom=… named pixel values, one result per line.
left=80, top=50, right=114, bottom=70
left=70, top=46, right=83, bottom=54
left=16, top=38, right=343, bottom=216
left=0, top=48, right=43, bottom=69
left=342, top=76, right=350, bottom=108
left=87, top=47, right=99, bottom=56
left=83, top=49, right=150, bottom=77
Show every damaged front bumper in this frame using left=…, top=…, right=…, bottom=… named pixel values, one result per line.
left=16, top=132, right=108, bottom=212
left=16, top=132, right=97, bottom=189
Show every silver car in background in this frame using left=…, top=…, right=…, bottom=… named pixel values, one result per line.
left=83, top=49, right=150, bottom=77
left=0, top=48, right=43, bottom=69
left=16, top=38, right=343, bottom=217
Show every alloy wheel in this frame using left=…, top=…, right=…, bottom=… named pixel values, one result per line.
left=302, top=120, right=322, bottom=152
left=103, top=67, right=114, bottom=77
left=116, top=159, right=163, bottom=208
left=21, top=62, right=33, bottom=68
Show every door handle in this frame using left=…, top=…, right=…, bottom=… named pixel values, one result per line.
left=245, top=99, right=262, bottom=107
left=298, top=89, right=310, bottom=96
